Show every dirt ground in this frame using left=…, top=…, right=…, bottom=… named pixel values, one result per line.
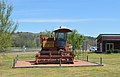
left=14, top=60, right=102, bottom=68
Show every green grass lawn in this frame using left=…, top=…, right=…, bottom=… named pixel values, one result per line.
left=0, top=52, right=120, bottom=77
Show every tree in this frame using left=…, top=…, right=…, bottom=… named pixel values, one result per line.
left=0, top=0, right=18, bottom=52
left=12, top=32, right=38, bottom=48
left=44, top=30, right=54, bottom=37
left=67, top=30, right=84, bottom=50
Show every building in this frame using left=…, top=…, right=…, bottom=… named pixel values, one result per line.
left=97, top=34, right=120, bottom=53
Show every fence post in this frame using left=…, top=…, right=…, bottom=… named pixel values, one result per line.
left=87, top=55, right=88, bottom=62
left=59, top=58, right=61, bottom=67
left=12, top=55, right=19, bottom=68
left=12, top=59, right=16, bottom=68
left=100, top=57, right=102, bottom=65
left=16, top=55, right=19, bottom=60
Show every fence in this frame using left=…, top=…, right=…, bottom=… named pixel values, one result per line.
left=10, top=47, right=41, bottom=52
left=75, top=50, right=103, bottom=65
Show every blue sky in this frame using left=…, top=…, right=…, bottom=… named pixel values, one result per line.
left=10, top=0, right=120, bottom=37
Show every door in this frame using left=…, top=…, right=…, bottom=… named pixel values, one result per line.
left=106, top=43, right=114, bottom=51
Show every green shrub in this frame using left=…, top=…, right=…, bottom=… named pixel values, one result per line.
left=107, top=49, right=120, bottom=53
left=113, top=49, right=119, bottom=53
left=107, top=49, right=113, bottom=54
left=118, top=50, right=120, bottom=53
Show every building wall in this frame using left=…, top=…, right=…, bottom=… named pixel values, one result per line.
left=97, top=34, right=120, bottom=53
left=97, top=43, right=100, bottom=52
left=97, top=40, right=120, bottom=52
left=97, top=37, right=102, bottom=52
left=102, top=41, right=106, bottom=52
left=114, top=41, right=120, bottom=49
left=103, top=41, right=120, bottom=52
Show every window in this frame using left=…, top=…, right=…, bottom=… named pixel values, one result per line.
left=106, top=43, right=114, bottom=51
left=57, top=33, right=66, bottom=40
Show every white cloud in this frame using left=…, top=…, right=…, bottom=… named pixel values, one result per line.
left=17, top=18, right=120, bottom=23
left=18, top=19, right=82, bottom=23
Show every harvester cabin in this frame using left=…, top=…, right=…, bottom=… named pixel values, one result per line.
left=53, top=26, right=72, bottom=51
left=97, top=34, right=120, bottom=53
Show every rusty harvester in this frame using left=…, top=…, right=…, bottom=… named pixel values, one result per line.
left=35, top=26, right=75, bottom=64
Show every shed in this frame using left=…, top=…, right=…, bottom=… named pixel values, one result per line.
left=97, top=34, right=120, bottom=53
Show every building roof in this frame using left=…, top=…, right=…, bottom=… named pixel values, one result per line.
left=98, top=34, right=120, bottom=36
left=97, top=34, right=120, bottom=41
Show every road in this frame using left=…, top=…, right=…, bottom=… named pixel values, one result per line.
left=0, top=51, right=39, bottom=55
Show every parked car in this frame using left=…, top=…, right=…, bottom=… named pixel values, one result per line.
left=90, top=46, right=97, bottom=52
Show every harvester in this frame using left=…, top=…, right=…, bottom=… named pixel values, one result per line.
left=35, top=26, right=75, bottom=64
